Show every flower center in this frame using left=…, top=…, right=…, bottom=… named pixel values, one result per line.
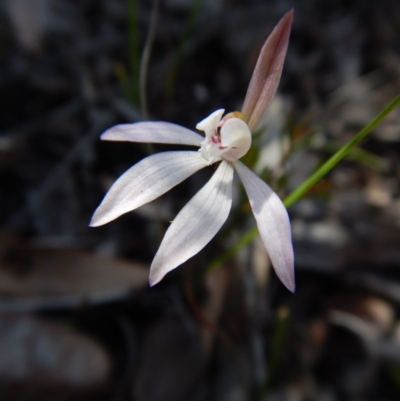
left=196, top=109, right=252, bottom=165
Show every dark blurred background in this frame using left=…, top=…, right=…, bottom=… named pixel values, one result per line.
left=1, top=0, right=400, bottom=400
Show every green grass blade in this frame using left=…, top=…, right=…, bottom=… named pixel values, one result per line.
left=307, top=139, right=387, bottom=172
left=127, top=0, right=140, bottom=106
left=140, top=0, right=160, bottom=120
left=284, top=93, right=400, bottom=208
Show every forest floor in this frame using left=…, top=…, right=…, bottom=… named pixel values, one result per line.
left=1, top=1, right=400, bottom=400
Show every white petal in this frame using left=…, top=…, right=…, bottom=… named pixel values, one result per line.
left=150, top=161, right=234, bottom=285
left=234, top=161, right=295, bottom=292
left=90, top=151, right=207, bottom=227
left=101, top=121, right=204, bottom=147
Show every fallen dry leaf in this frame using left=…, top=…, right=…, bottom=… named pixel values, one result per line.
left=0, top=231, right=149, bottom=311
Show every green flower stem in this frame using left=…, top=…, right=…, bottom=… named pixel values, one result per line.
left=207, top=93, right=400, bottom=273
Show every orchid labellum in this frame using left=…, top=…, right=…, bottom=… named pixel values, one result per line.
left=90, top=10, right=295, bottom=292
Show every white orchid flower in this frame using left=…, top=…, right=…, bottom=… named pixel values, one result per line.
left=90, top=10, right=295, bottom=292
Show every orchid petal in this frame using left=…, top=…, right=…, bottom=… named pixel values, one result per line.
left=234, top=161, right=295, bottom=292
left=90, top=151, right=207, bottom=227
left=149, top=161, right=234, bottom=285
left=101, top=121, right=204, bottom=147
left=241, top=9, right=293, bottom=132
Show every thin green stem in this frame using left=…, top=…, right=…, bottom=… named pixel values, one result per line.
left=140, top=0, right=160, bottom=120
left=127, top=0, right=140, bottom=105
left=306, top=139, right=387, bottom=171
left=257, top=306, right=290, bottom=398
